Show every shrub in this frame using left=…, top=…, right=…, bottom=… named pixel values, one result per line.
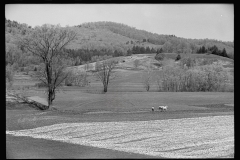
left=175, top=54, right=181, bottom=61
left=133, top=59, right=140, bottom=68
left=155, top=53, right=165, bottom=61
left=20, top=67, right=24, bottom=72
left=153, top=63, right=162, bottom=68
left=179, top=57, right=196, bottom=68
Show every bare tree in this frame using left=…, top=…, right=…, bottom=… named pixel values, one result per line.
left=94, top=60, right=116, bottom=92
left=18, top=24, right=77, bottom=109
left=142, top=66, right=152, bottom=91
left=156, top=75, right=163, bottom=92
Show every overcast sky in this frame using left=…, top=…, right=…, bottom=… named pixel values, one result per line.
left=5, top=4, right=234, bottom=42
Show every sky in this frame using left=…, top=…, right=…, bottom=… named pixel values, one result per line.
left=5, top=4, right=234, bottom=42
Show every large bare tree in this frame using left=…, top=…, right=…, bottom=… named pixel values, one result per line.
left=94, top=60, right=116, bottom=92
left=18, top=24, right=77, bottom=109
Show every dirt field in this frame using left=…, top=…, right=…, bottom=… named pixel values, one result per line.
left=7, top=115, right=234, bottom=158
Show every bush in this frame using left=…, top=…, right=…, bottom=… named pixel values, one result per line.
left=179, top=57, right=196, bottom=68
left=153, top=63, right=162, bottom=68
left=175, top=54, right=181, bottom=61
left=155, top=53, right=165, bottom=61
left=20, top=67, right=24, bottom=72
left=133, top=59, right=140, bottom=68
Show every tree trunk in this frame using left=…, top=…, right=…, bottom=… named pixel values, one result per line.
left=48, top=89, right=54, bottom=108
left=103, top=85, right=108, bottom=92
left=48, top=92, right=52, bottom=108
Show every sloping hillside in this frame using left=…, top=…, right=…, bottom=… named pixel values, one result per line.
left=72, top=21, right=234, bottom=56
left=5, top=19, right=234, bottom=56
left=66, top=25, right=162, bottom=51
left=5, top=18, right=234, bottom=70
left=65, top=53, right=233, bottom=92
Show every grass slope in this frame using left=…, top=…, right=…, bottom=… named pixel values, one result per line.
left=66, top=27, right=161, bottom=50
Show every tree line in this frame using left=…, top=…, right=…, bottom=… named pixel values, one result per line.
left=197, top=45, right=228, bottom=58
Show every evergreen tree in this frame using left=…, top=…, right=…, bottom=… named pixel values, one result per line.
left=159, top=48, right=163, bottom=53
left=156, top=49, right=160, bottom=54
left=221, top=48, right=227, bottom=57
left=140, top=46, right=146, bottom=54
left=211, top=45, right=219, bottom=55
left=202, top=46, right=206, bottom=53
left=114, top=50, right=119, bottom=57
left=127, top=49, right=132, bottom=56
left=150, top=47, right=156, bottom=53
left=132, top=46, right=136, bottom=54
left=146, top=46, right=151, bottom=53
left=197, top=46, right=202, bottom=54
left=135, top=46, right=140, bottom=54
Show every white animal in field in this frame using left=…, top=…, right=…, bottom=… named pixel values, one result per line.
left=159, top=106, right=168, bottom=111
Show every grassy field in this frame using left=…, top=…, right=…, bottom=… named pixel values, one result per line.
left=6, top=89, right=234, bottom=158
left=6, top=53, right=234, bottom=158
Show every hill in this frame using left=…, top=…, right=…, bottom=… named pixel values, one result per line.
left=72, top=21, right=234, bottom=56
left=5, top=18, right=234, bottom=70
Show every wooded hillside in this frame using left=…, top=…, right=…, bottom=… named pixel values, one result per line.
left=5, top=18, right=234, bottom=69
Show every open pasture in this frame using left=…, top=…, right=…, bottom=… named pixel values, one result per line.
left=20, top=90, right=234, bottom=114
